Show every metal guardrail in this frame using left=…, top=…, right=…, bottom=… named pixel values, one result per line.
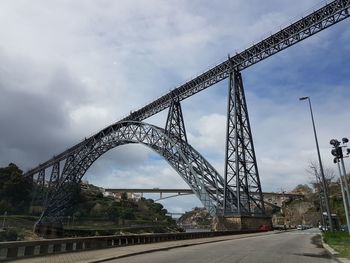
left=0, top=230, right=257, bottom=261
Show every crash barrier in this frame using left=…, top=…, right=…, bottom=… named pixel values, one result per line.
left=0, top=230, right=257, bottom=261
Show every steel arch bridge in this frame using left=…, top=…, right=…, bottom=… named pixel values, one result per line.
left=40, top=120, right=252, bottom=224
left=24, top=0, right=350, bottom=232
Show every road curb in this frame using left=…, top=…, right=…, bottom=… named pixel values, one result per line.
left=321, top=235, right=350, bottom=263
left=89, top=231, right=274, bottom=263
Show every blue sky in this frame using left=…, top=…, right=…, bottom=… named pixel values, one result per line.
left=0, top=0, right=349, bottom=213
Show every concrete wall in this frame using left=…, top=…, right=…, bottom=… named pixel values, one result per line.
left=0, top=230, right=259, bottom=261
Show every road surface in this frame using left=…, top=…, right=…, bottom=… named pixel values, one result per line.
left=109, top=229, right=334, bottom=263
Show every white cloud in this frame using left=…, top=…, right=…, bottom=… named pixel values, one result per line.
left=188, top=113, right=226, bottom=155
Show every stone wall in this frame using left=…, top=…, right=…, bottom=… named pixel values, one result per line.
left=213, top=215, right=272, bottom=231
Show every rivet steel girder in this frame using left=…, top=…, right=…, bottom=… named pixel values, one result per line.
left=37, top=121, right=245, bottom=224
left=24, top=0, right=350, bottom=177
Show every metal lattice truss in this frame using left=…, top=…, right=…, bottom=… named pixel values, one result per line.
left=25, top=0, right=350, bottom=227
left=24, top=0, right=350, bottom=178
left=223, top=70, right=264, bottom=215
left=123, top=0, right=350, bottom=121
left=165, top=98, right=188, bottom=144
left=37, top=121, right=244, bottom=224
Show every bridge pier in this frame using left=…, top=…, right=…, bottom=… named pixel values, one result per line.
left=212, top=215, right=272, bottom=231
left=223, top=69, right=265, bottom=216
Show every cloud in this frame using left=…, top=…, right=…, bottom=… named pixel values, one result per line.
left=84, top=146, right=190, bottom=191
left=188, top=114, right=226, bottom=155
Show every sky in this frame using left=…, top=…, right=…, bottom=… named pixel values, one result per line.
left=0, top=0, right=349, bottom=213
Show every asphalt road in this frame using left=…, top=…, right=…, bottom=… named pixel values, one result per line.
left=108, top=229, right=335, bottom=263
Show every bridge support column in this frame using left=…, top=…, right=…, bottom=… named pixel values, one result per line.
left=165, top=97, right=188, bottom=144
left=29, top=169, right=46, bottom=214
left=44, top=162, right=60, bottom=208
left=223, top=68, right=265, bottom=215
left=164, top=96, right=217, bottom=215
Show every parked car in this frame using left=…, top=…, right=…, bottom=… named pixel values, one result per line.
left=340, top=225, right=349, bottom=232
left=321, top=225, right=329, bottom=231
left=297, top=225, right=305, bottom=230
left=273, top=224, right=288, bottom=231
left=259, top=224, right=272, bottom=232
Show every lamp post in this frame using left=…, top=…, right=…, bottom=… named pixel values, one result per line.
left=299, top=96, right=333, bottom=231
left=311, top=166, right=326, bottom=228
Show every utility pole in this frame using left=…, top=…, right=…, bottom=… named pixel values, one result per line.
left=312, top=166, right=326, bottom=228
left=336, top=159, right=350, bottom=234
left=299, top=96, right=333, bottom=231
left=330, top=138, right=350, bottom=234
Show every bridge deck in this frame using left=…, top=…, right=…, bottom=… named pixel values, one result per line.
left=105, top=188, right=304, bottom=198
left=105, top=188, right=194, bottom=194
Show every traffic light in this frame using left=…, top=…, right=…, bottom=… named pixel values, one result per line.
left=330, top=139, right=340, bottom=147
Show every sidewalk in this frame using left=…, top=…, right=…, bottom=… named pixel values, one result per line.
left=11, top=231, right=275, bottom=263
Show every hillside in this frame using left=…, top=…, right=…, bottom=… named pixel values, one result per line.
left=272, top=182, right=348, bottom=227
left=64, top=184, right=179, bottom=236
left=177, top=207, right=212, bottom=230
left=0, top=163, right=179, bottom=240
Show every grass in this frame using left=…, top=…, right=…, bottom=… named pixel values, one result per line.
left=323, top=231, right=350, bottom=259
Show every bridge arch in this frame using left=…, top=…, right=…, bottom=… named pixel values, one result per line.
left=41, top=121, right=243, bottom=224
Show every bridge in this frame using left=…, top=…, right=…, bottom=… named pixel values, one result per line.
left=22, top=0, right=350, bottom=235
left=104, top=188, right=304, bottom=207
left=105, top=188, right=193, bottom=201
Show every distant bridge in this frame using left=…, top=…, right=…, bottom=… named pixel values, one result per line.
left=166, top=212, right=185, bottom=218
left=106, top=188, right=194, bottom=194
left=105, top=188, right=304, bottom=207
left=105, top=188, right=195, bottom=201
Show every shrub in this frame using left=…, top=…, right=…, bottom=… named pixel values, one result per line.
left=0, top=228, right=18, bottom=241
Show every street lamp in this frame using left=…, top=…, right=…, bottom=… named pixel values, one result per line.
left=310, top=166, right=326, bottom=227
left=299, top=96, right=333, bottom=231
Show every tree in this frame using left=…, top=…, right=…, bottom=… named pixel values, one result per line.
left=120, top=208, right=135, bottom=220
left=106, top=204, right=119, bottom=221
left=307, top=161, right=335, bottom=190
left=121, top=192, right=128, bottom=201
left=0, top=164, right=33, bottom=214
left=292, top=184, right=312, bottom=195
left=306, top=161, right=349, bottom=224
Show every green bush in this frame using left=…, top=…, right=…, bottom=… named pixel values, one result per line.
left=0, top=228, right=18, bottom=241
left=106, top=205, right=119, bottom=221
left=0, top=164, right=33, bottom=214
